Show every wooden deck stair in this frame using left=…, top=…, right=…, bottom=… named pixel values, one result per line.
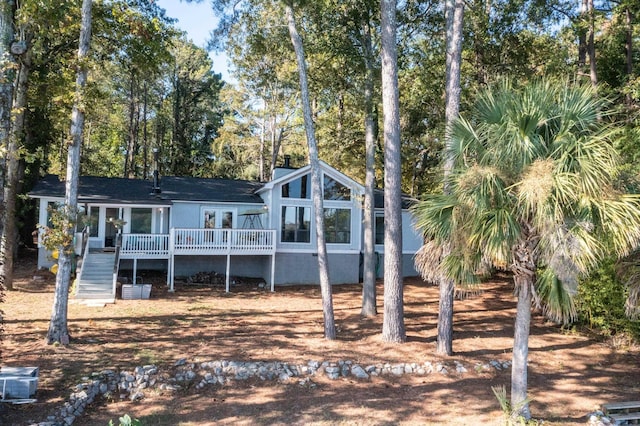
left=604, top=401, right=640, bottom=425
left=75, top=251, right=117, bottom=303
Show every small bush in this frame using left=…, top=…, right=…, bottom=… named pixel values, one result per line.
left=576, top=258, right=640, bottom=341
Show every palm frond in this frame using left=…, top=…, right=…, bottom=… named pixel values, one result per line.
left=615, top=252, right=640, bottom=320
left=410, top=195, right=457, bottom=243
left=625, top=284, right=640, bottom=320
left=590, top=195, right=640, bottom=257
left=535, top=268, right=578, bottom=324
left=469, top=208, right=520, bottom=269
left=414, top=241, right=444, bottom=284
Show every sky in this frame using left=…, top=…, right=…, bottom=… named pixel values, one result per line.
left=155, top=0, right=233, bottom=82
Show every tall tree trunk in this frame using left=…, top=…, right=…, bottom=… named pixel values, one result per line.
left=626, top=8, right=633, bottom=77
left=259, top=113, right=265, bottom=181
left=2, top=40, right=31, bottom=292
left=510, top=230, right=536, bottom=420
left=0, top=0, right=15, bottom=298
left=578, top=0, right=587, bottom=71
left=587, top=0, right=597, bottom=86
left=437, top=0, right=465, bottom=356
left=0, top=0, right=15, bottom=301
left=625, top=7, right=633, bottom=107
left=380, top=0, right=405, bottom=343
left=0, top=1, right=14, bottom=360
left=472, top=0, right=488, bottom=85
left=47, top=0, right=92, bottom=345
left=361, top=16, right=378, bottom=317
left=285, top=2, right=336, bottom=340
left=142, top=82, right=149, bottom=178
left=511, top=273, right=533, bottom=420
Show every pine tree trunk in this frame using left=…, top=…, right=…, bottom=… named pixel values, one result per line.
left=361, top=16, right=378, bottom=317
left=47, top=0, right=93, bottom=345
left=2, top=42, right=31, bottom=292
left=587, top=0, right=597, bottom=86
left=0, top=0, right=15, bottom=298
left=437, top=0, right=465, bottom=356
left=285, top=2, right=336, bottom=340
left=380, top=0, right=405, bottom=343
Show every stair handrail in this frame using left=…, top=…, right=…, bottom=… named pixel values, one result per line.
left=112, top=245, right=120, bottom=299
left=73, top=228, right=91, bottom=296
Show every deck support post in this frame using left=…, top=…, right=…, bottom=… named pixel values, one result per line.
left=225, top=254, right=231, bottom=292
left=132, top=258, right=138, bottom=285
left=270, top=253, right=275, bottom=292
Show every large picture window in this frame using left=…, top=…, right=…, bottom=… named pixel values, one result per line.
left=281, top=206, right=310, bottom=242
left=324, top=208, right=351, bottom=244
left=130, top=208, right=152, bottom=234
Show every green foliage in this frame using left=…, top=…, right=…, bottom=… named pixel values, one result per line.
left=576, top=257, right=640, bottom=340
left=491, top=385, right=540, bottom=426
left=37, top=205, right=77, bottom=253
left=108, top=414, right=142, bottom=426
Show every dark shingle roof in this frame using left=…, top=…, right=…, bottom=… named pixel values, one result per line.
left=29, top=175, right=265, bottom=205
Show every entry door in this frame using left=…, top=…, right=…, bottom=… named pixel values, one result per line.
left=105, top=208, right=120, bottom=247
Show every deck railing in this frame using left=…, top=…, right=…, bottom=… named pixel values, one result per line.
left=119, top=229, right=276, bottom=257
left=120, top=234, right=170, bottom=257
left=171, top=228, right=276, bottom=255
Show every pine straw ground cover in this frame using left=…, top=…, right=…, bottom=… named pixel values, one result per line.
left=2, top=248, right=639, bottom=425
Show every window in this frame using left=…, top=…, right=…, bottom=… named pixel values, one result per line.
left=375, top=214, right=384, bottom=245
left=130, top=208, right=152, bottom=234
left=204, top=210, right=216, bottom=228
left=281, top=206, right=310, bottom=242
left=282, top=175, right=310, bottom=199
left=88, top=207, right=99, bottom=237
left=222, top=211, right=233, bottom=229
left=324, top=176, right=350, bottom=201
left=324, top=208, right=351, bottom=244
left=203, top=209, right=234, bottom=229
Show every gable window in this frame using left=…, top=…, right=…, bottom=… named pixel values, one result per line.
left=282, top=175, right=310, bottom=199
left=324, top=176, right=351, bottom=201
left=281, top=206, right=310, bottom=242
left=130, top=208, right=152, bottom=234
left=375, top=214, right=384, bottom=245
left=324, top=208, right=351, bottom=244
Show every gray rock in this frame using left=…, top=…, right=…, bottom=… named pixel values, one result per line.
left=351, top=365, right=369, bottom=379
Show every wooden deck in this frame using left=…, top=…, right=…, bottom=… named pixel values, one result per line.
left=119, top=229, right=276, bottom=258
left=118, top=229, right=277, bottom=293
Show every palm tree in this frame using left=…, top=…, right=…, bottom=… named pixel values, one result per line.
left=412, top=79, right=640, bottom=420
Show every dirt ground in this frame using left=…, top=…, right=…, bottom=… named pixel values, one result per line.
left=2, top=248, right=639, bottom=425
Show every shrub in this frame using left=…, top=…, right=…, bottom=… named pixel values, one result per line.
left=575, top=257, right=640, bottom=341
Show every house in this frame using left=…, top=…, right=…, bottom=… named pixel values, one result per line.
left=29, top=160, right=422, bottom=301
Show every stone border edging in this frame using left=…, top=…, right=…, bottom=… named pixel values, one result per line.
left=27, top=357, right=605, bottom=426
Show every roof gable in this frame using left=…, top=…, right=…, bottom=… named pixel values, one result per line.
left=258, top=161, right=364, bottom=195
